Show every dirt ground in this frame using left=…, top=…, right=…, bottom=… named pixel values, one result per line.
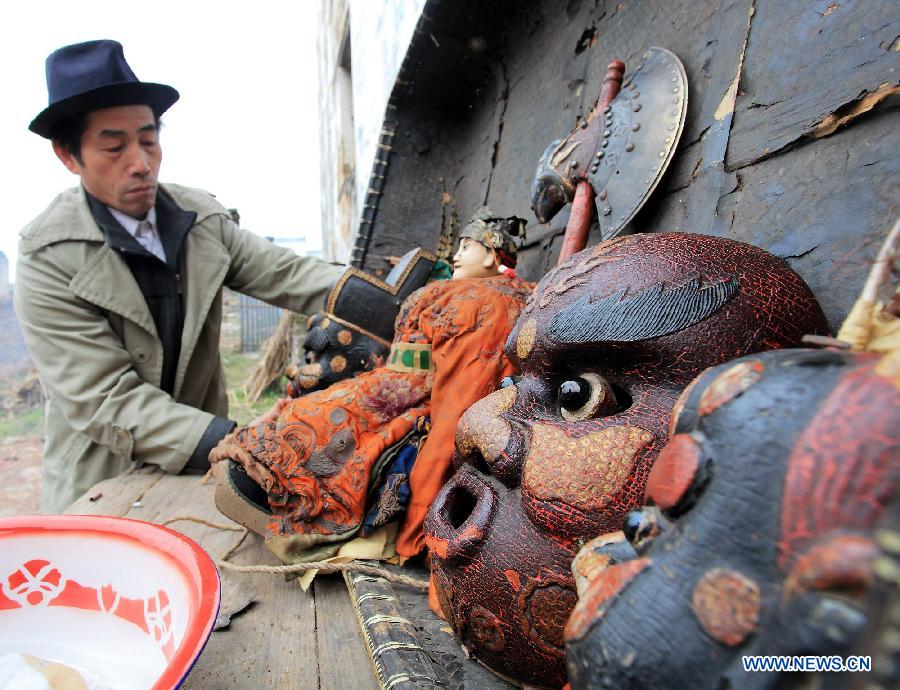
left=0, top=301, right=43, bottom=516
left=0, top=436, right=43, bottom=516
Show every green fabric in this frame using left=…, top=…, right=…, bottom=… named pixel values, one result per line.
left=430, top=259, right=453, bottom=281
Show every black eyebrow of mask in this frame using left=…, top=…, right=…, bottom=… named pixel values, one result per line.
left=547, top=275, right=739, bottom=343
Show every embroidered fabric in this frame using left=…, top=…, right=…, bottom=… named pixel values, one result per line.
left=211, top=274, right=533, bottom=560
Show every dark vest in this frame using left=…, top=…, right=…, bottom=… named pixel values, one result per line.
left=86, top=191, right=197, bottom=394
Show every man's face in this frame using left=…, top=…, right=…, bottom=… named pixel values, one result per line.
left=54, top=104, right=161, bottom=218
left=452, top=237, right=496, bottom=279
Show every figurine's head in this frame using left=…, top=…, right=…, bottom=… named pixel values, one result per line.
left=286, top=248, right=436, bottom=397
left=286, top=314, right=388, bottom=397
left=565, top=348, right=900, bottom=689
left=452, top=206, right=524, bottom=279
left=425, top=232, right=830, bottom=687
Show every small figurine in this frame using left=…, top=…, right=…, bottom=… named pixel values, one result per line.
left=424, top=232, right=829, bottom=688
left=211, top=208, right=532, bottom=562
left=286, top=248, right=437, bottom=397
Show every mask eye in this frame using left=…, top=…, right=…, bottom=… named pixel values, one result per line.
left=558, top=372, right=618, bottom=422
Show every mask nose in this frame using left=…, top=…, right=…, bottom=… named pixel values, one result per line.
left=454, top=386, right=524, bottom=486
left=424, top=467, right=497, bottom=563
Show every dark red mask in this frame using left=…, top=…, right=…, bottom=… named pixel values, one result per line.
left=425, top=233, right=829, bottom=687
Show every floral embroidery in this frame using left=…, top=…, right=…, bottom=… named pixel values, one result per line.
left=360, top=378, right=427, bottom=421
left=211, top=274, right=534, bottom=555
left=279, top=472, right=323, bottom=520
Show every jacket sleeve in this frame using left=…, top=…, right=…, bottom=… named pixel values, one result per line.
left=14, top=249, right=221, bottom=474
left=217, top=218, right=344, bottom=316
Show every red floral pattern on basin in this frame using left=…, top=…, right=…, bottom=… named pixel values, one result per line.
left=0, top=515, right=220, bottom=690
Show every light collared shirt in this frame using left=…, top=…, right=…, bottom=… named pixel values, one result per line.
left=107, top=206, right=167, bottom=262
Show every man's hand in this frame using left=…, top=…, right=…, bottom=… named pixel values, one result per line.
left=247, top=397, right=291, bottom=428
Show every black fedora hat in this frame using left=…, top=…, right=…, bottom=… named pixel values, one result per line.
left=29, top=39, right=179, bottom=139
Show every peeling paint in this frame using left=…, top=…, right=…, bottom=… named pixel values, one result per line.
left=714, top=2, right=755, bottom=121
left=425, top=533, right=450, bottom=559
left=813, top=83, right=900, bottom=139
left=714, top=73, right=740, bottom=121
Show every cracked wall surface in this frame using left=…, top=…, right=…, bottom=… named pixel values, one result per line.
left=351, top=0, right=899, bottom=327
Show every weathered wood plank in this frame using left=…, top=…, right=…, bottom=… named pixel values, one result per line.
left=715, top=105, right=900, bottom=331
left=64, top=465, right=163, bottom=516
left=727, top=0, right=900, bottom=170
left=122, top=471, right=242, bottom=560
left=182, top=535, right=320, bottom=690
left=315, top=575, right=380, bottom=690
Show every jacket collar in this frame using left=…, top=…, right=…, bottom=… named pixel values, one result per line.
left=20, top=183, right=205, bottom=256
left=19, top=186, right=104, bottom=255
left=85, top=192, right=152, bottom=257
left=85, top=188, right=197, bottom=270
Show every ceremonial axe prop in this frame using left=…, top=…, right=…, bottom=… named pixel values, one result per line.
left=531, top=47, right=688, bottom=264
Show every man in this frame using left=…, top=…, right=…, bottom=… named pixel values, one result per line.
left=15, top=40, right=342, bottom=512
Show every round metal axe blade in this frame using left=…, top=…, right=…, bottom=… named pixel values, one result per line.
left=588, top=47, right=688, bottom=240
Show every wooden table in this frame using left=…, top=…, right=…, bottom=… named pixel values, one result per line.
left=67, top=467, right=379, bottom=690
left=66, top=467, right=512, bottom=689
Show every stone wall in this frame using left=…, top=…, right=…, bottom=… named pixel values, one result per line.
left=0, top=252, right=9, bottom=306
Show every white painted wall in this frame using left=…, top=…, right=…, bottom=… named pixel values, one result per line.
left=316, top=0, right=354, bottom=263
left=348, top=0, right=427, bottom=217
left=316, top=0, right=426, bottom=262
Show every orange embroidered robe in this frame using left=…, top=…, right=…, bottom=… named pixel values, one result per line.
left=212, top=275, right=533, bottom=560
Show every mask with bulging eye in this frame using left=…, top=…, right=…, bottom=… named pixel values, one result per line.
left=424, top=232, right=830, bottom=688
left=565, top=348, right=900, bottom=689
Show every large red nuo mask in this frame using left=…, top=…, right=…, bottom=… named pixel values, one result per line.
left=424, top=232, right=830, bottom=687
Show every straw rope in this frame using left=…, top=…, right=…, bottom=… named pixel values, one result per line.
left=162, top=515, right=244, bottom=531
left=215, top=559, right=428, bottom=591
left=160, top=514, right=428, bottom=591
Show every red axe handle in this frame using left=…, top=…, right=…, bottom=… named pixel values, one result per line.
left=557, top=180, right=596, bottom=264
left=556, top=60, right=626, bottom=265
left=599, top=60, right=626, bottom=112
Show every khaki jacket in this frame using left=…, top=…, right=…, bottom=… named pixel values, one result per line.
left=15, top=183, right=342, bottom=512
